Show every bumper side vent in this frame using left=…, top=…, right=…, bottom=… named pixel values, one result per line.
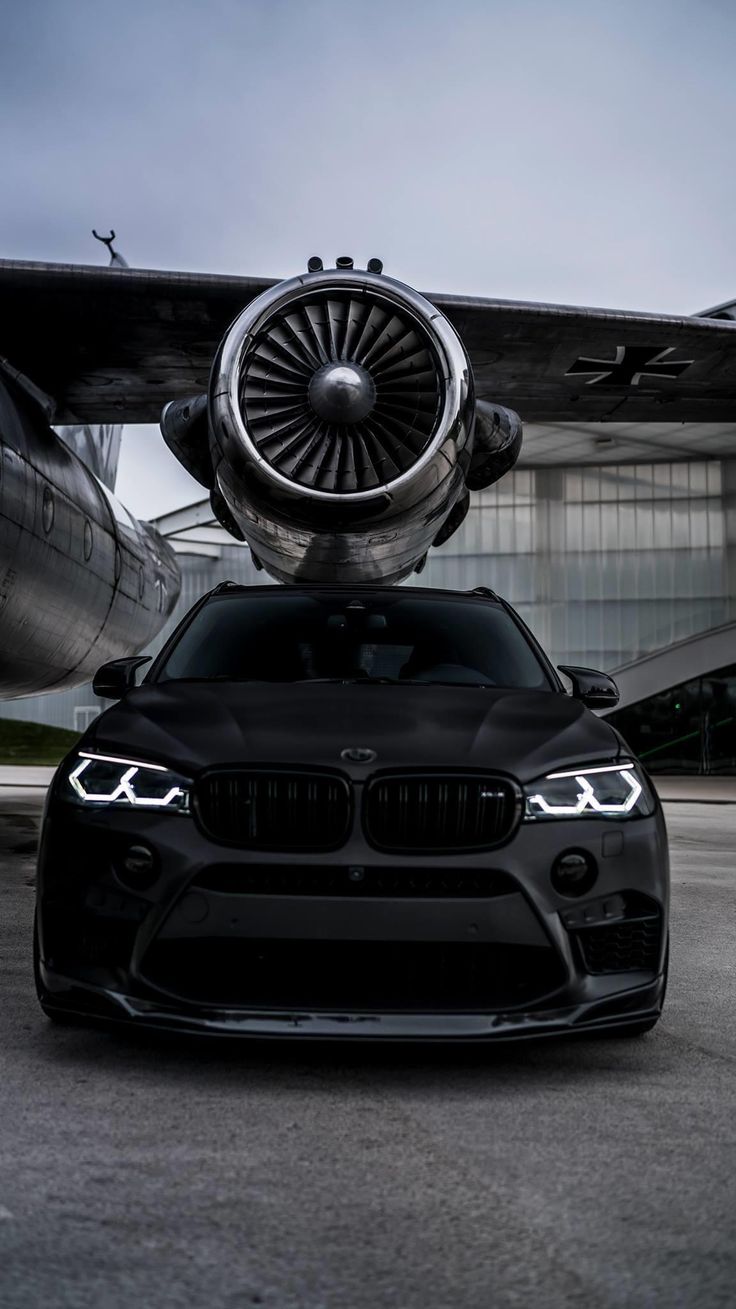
left=572, top=899, right=662, bottom=974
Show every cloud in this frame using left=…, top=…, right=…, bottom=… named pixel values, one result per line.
left=3, top=0, right=734, bottom=518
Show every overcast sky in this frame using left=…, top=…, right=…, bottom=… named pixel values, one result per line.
left=1, top=0, right=735, bottom=519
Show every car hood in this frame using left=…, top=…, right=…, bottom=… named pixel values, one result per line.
left=88, top=681, right=622, bottom=785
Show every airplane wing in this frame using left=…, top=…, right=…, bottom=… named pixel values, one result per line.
left=1, top=258, right=735, bottom=424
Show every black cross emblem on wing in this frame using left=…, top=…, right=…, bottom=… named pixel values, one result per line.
left=565, top=345, right=695, bottom=387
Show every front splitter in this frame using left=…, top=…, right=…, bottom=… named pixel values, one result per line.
left=38, top=964, right=666, bottom=1041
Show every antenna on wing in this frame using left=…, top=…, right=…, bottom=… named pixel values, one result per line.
left=92, top=229, right=129, bottom=269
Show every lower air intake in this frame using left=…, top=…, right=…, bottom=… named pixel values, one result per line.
left=140, top=939, right=566, bottom=1011
left=193, top=865, right=517, bottom=898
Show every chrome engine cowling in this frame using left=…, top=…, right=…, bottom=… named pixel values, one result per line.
left=161, top=262, right=523, bottom=585
left=207, top=267, right=475, bottom=585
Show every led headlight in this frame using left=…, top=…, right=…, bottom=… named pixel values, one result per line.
left=65, top=752, right=191, bottom=812
left=524, top=762, right=653, bottom=821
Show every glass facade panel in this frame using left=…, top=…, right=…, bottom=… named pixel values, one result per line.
left=702, top=669, right=736, bottom=775
left=608, top=664, right=736, bottom=775
left=421, top=459, right=732, bottom=669
left=611, top=679, right=703, bottom=774
left=707, top=463, right=723, bottom=496
left=2, top=457, right=733, bottom=747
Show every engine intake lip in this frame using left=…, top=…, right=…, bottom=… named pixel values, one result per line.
left=210, top=269, right=473, bottom=504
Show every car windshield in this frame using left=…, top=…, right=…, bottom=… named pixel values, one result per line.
left=154, top=591, right=554, bottom=690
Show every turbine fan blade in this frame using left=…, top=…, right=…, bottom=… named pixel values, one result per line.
left=239, top=291, right=442, bottom=493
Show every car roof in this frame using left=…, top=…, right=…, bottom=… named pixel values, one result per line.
left=206, top=583, right=503, bottom=604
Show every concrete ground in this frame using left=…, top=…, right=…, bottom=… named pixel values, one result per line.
left=0, top=797, right=734, bottom=1308
left=653, top=776, right=736, bottom=803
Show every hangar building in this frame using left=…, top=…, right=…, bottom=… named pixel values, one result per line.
left=3, top=429, right=735, bottom=775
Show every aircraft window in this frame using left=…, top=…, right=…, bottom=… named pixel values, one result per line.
left=42, top=486, right=55, bottom=534
left=83, top=519, right=93, bottom=560
left=156, top=593, right=554, bottom=690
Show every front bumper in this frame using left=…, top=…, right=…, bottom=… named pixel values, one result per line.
left=36, top=798, right=669, bottom=1041
left=37, top=964, right=666, bottom=1040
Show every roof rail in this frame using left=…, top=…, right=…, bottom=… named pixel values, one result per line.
left=210, top=579, right=241, bottom=594
left=469, top=586, right=500, bottom=600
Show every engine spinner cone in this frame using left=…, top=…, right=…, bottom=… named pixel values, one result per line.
left=308, top=362, right=377, bottom=424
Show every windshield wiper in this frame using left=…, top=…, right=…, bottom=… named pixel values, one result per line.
left=164, top=675, right=494, bottom=688
left=288, top=677, right=349, bottom=684
left=295, top=677, right=495, bottom=688
left=400, top=679, right=495, bottom=688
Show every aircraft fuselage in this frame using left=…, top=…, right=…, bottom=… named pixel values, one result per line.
left=0, top=375, right=180, bottom=698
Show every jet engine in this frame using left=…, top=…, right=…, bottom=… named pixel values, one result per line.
left=162, top=260, right=522, bottom=584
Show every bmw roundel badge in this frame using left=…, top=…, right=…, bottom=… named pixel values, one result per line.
left=340, top=747, right=377, bottom=763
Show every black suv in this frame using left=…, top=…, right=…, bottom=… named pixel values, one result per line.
left=35, top=584, right=669, bottom=1040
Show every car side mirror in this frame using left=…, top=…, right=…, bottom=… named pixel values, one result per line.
left=93, top=656, right=151, bottom=700
left=558, top=664, right=619, bottom=709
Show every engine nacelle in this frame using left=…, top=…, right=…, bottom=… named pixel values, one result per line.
left=162, top=263, right=522, bottom=585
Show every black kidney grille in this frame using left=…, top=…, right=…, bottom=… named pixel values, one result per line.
left=364, top=775, right=519, bottom=852
left=239, top=291, right=442, bottom=494
left=194, top=772, right=351, bottom=850
left=575, top=912, right=661, bottom=974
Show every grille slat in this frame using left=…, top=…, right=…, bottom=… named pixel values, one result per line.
left=364, top=774, right=519, bottom=853
left=194, top=771, right=351, bottom=850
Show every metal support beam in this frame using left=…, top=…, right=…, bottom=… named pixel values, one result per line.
left=150, top=499, right=215, bottom=536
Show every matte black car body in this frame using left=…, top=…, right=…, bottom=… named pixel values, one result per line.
left=35, top=585, right=669, bottom=1041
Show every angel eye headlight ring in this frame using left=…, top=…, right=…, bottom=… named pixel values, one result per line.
left=524, top=762, right=653, bottom=821
left=66, top=752, right=191, bottom=812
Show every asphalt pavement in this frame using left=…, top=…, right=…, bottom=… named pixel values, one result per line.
left=0, top=799, right=735, bottom=1308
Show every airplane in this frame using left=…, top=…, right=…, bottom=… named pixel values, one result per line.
left=0, top=234, right=181, bottom=699
left=1, top=246, right=734, bottom=697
